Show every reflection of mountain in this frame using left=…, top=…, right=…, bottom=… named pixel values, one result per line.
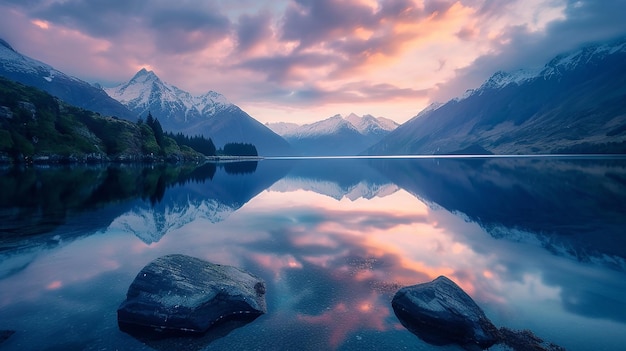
left=109, top=160, right=292, bottom=243
left=372, top=157, right=626, bottom=266
left=271, top=178, right=398, bottom=201
left=0, top=161, right=290, bottom=264
left=270, top=158, right=398, bottom=200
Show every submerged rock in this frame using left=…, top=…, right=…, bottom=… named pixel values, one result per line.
left=392, top=276, right=500, bottom=350
left=118, top=254, right=266, bottom=335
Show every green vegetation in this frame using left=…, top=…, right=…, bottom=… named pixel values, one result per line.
left=0, top=77, right=259, bottom=163
left=220, top=142, right=258, bottom=156
left=166, top=131, right=216, bottom=156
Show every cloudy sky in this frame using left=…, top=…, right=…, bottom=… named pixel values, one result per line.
left=1, top=0, right=625, bottom=124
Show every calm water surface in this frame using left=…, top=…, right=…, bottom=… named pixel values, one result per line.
left=1, top=157, right=625, bottom=350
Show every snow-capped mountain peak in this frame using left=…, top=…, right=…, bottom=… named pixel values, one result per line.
left=266, top=113, right=399, bottom=155
left=345, top=113, right=399, bottom=134
left=541, top=37, right=626, bottom=78
left=268, top=113, right=398, bottom=138
left=285, top=114, right=358, bottom=138
left=476, top=36, right=626, bottom=94
left=479, top=68, right=541, bottom=91
left=265, top=121, right=299, bottom=135
left=104, top=68, right=232, bottom=121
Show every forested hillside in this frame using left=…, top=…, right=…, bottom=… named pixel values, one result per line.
left=0, top=77, right=215, bottom=163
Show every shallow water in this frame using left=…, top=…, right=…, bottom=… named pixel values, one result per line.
left=1, top=157, right=625, bottom=350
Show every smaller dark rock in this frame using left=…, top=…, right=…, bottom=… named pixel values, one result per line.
left=118, top=254, right=266, bottom=335
left=392, top=276, right=500, bottom=350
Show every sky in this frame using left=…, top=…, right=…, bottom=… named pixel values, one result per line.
left=1, top=0, right=626, bottom=124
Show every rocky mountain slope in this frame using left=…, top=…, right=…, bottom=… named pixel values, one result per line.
left=105, top=69, right=291, bottom=156
left=0, top=38, right=133, bottom=119
left=267, top=113, right=398, bottom=155
left=366, top=36, right=626, bottom=155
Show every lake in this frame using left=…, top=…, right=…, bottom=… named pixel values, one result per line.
left=1, top=156, right=625, bottom=351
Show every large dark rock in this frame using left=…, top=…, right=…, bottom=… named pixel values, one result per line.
left=392, top=276, right=500, bottom=350
left=118, top=254, right=267, bottom=335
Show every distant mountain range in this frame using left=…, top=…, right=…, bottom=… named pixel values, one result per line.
left=105, top=69, right=291, bottom=156
left=267, top=113, right=398, bottom=155
left=366, top=36, right=626, bottom=155
left=0, top=38, right=290, bottom=156
left=3, top=34, right=625, bottom=157
left=0, top=39, right=133, bottom=119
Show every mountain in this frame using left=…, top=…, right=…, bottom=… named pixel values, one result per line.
left=369, top=157, right=626, bottom=267
left=105, top=69, right=291, bottom=156
left=0, top=77, right=204, bottom=163
left=108, top=160, right=292, bottom=244
left=271, top=177, right=399, bottom=201
left=267, top=113, right=398, bottom=155
left=0, top=38, right=133, bottom=119
left=344, top=113, right=399, bottom=136
left=366, top=36, right=626, bottom=155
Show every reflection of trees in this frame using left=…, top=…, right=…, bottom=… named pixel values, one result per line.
left=0, top=163, right=216, bottom=250
left=221, top=161, right=258, bottom=175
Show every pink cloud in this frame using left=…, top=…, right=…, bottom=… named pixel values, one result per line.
left=1, top=1, right=625, bottom=123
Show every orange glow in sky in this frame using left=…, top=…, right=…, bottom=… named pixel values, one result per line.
left=3, top=0, right=616, bottom=124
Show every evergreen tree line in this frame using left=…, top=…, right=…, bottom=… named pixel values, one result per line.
left=137, top=112, right=258, bottom=157
left=138, top=112, right=165, bottom=149
left=166, top=132, right=216, bottom=156
left=221, top=143, right=258, bottom=156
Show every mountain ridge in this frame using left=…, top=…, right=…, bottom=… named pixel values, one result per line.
left=0, top=38, right=134, bottom=119
left=105, top=69, right=292, bottom=156
left=267, top=113, right=398, bottom=156
left=366, top=36, right=626, bottom=155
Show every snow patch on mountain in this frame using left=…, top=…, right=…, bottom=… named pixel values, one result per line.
left=286, top=115, right=359, bottom=138
left=267, top=113, right=398, bottom=138
left=104, top=68, right=232, bottom=120
left=345, top=113, right=399, bottom=135
left=541, top=38, right=626, bottom=78
left=0, top=39, right=78, bottom=83
left=265, top=121, right=300, bottom=136
left=473, top=36, right=626, bottom=95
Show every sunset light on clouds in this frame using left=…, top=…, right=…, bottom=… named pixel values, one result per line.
left=1, top=0, right=625, bottom=123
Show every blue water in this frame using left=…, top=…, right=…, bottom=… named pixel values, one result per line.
left=1, top=157, right=625, bottom=350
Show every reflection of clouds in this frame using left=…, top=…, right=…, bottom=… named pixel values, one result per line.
left=226, top=186, right=626, bottom=349
left=4, top=169, right=625, bottom=350
left=298, top=294, right=390, bottom=349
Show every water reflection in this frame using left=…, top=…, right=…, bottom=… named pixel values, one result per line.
left=0, top=158, right=625, bottom=350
